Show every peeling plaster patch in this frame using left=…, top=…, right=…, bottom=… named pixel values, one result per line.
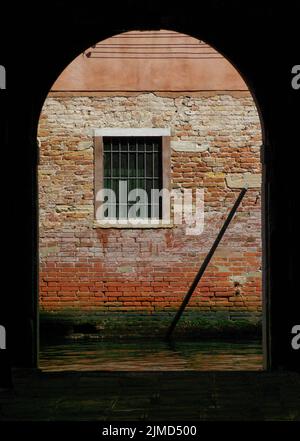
left=40, top=246, right=60, bottom=258
left=226, top=173, right=261, bottom=189
left=245, top=271, right=261, bottom=278
left=78, top=141, right=93, bottom=150
left=216, top=265, right=230, bottom=272
left=205, top=172, right=226, bottom=179
left=171, top=140, right=210, bottom=152
left=230, top=275, right=247, bottom=285
left=117, top=266, right=134, bottom=273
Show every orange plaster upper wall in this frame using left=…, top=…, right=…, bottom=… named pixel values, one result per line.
left=52, top=30, right=248, bottom=92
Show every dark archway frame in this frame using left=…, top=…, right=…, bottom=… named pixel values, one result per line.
left=3, top=2, right=299, bottom=372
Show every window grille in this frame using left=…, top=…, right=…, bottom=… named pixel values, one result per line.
left=103, top=136, right=163, bottom=219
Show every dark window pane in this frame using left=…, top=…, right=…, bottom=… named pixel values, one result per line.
left=120, top=152, right=128, bottom=178
left=153, top=152, right=159, bottom=176
left=128, top=179, right=136, bottom=192
left=103, top=178, right=111, bottom=189
left=104, top=153, right=111, bottom=177
left=129, top=139, right=136, bottom=151
left=120, top=138, right=128, bottom=152
left=146, top=180, right=153, bottom=199
left=146, top=143, right=153, bottom=152
left=112, top=153, right=119, bottom=177
left=129, top=153, right=136, bottom=177
left=103, top=137, right=111, bottom=151
left=137, top=139, right=144, bottom=152
left=146, top=153, right=153, bottom=177
left=110, top=179, right=118, bottom=202
left=152, top=178, right=160, bottom=189
left=136, top=178, right=145, bottom=190
left=137, top=153, right=144, bottom=177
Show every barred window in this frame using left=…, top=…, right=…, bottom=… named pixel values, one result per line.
left=103, top=137, right=162, bottom=219
left=94, top=128, right=171, bottom=225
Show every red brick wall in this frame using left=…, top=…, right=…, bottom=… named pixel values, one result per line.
left=38, top=92, right=262, bottom=318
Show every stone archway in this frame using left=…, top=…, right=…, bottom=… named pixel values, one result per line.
left=36, top=29, right=266, bottom=371
left=4, top=2, right=299, bottom=372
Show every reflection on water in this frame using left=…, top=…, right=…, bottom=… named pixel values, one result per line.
left=40, top=340, right=263, bottom=372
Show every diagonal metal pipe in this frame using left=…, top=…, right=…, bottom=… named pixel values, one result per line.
left=166, top=187, right=248, bottom=340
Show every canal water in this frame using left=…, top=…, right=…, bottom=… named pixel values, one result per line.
left=39, top=339, right=263, bottom=372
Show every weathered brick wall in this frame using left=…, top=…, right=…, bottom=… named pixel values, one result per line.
left=38, top=91, right=262, bottom=331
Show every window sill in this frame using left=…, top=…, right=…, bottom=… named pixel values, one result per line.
left=93, top=220, right=174, bottom=229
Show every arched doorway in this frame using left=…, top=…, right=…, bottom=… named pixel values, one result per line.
left=36, top=29, right=266, bottom=371
left=3, top=0, right=300, bottom=380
